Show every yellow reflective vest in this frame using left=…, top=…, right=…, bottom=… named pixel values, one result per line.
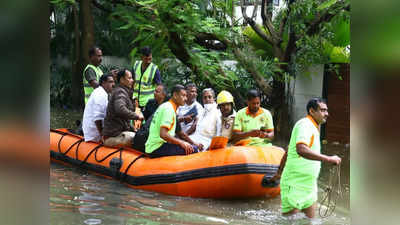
left=83, top=64, right=103, bottom=104
left=133, top=60, right=158, bottom=107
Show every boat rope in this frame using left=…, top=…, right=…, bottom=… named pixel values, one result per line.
left=56, top=131, right=84, bottom=156
left=78, top=144, right=105, bottom=166
left=319, top=164, right=342, bottom=218
left=52, top=129, right=146, bottom=182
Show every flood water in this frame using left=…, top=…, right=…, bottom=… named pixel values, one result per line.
left=50, top=144, right=349, bottom=225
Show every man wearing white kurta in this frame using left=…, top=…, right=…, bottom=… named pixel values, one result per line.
left=82, top=74, right=115, bottom=142
left=189, top=88, right=221, bottom=150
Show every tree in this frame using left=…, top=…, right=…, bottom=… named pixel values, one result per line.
left=50, top=0, right=95, bottom=109
left=50, top=0, right=133, bottom=108
left=51, top=0, right=350, bottom=141
left=106, top=0, right=349, bottom=140
left=238, top=0, right=350, bottom=140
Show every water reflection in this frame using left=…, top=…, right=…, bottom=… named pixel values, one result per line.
left=50, top=143, right=349, bottom=225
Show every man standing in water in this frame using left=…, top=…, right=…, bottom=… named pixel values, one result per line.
left=279, top=97, right=341, bottom=218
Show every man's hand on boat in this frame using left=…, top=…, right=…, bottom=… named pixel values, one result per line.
left=193, top=142, right=204, bottom=152
left=180, top=141, right=195, bottom=154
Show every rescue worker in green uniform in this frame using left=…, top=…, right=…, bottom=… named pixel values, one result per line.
left=278, top=98, right=341, bottom=218
left=133, top=46, right=162, bottom=109
left=83, top=46, right=104, bottom=104
left=232, top=89, right=274, bottom=147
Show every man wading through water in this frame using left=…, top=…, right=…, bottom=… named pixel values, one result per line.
left=272, top=98, right=341, bottom=218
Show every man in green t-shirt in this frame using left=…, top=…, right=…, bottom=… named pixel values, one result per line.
left=145, top=84, right=200, bottom=158
left=272, top=97, right=341, bottom=218
left=232, top=89, right=274, bottom=147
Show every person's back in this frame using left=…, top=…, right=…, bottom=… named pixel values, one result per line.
left=82, top=87, right=108, bottom=142
left=131, top=113, right=155, bottom=152
left=82, top=74, right=115, bottom=142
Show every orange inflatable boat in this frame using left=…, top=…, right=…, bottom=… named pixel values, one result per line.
left=50, top=129, right=285, bottom=199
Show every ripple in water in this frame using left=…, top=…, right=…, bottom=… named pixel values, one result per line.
left=83, top=218, right=102, bottom=225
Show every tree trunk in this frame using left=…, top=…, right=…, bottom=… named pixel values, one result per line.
left=70, top=0, right=95, bottom=109
left=80, top=0, right=95, bottom=68
left=271, top=78, right=292, bottom=144
left=70, top=4, right=83, bottom=109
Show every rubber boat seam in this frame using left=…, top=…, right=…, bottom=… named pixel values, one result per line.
left=50, top=150, right=279, bottom=186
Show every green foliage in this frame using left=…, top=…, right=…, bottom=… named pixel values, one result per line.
left=242, top=26, right=274, bottom=58
left=326, top=13, right=350, bottom=47
left=50, top=64, right=72, bottom=107
left=287, top=0, right=349, bottom=68
left=51, top=0, right=350, bottom=111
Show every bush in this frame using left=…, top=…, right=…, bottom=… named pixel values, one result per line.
left=50, top=64, right=72, bottom=107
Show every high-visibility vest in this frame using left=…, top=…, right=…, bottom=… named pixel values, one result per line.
left=83, top=64, right=103, bottom=104
left=133, top=60, right=158, bottom=107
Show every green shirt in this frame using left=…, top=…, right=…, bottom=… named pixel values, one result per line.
left=233, top=107, right=274, bottom=146
left=145, top=100, right=178, bottom=153
left=280, top=115, right=321, bottom=190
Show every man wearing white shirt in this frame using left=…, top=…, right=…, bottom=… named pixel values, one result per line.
left=189, top=88, right=221, bottom=150
left=177, top=83, right=204, bottom=135
left=82, top=74, right=115, bottom=142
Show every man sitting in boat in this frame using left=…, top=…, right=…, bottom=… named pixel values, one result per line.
left=142, top=84, right=168, bottom=121
left=132, top=95, right=144, bottom=131
left=145, top=84, right=201, bottom=158
left=232, top=89, right=274, bottom=147
left=102, top=69, right=144, bottom=147
left=216, top=90, right=239, bottom=144
left=82, top=74, right=115, bottom=142
left=133, top=83, right=202, bottom=153
left=177, top=83, right=204, bottom=135
left=189, top=88, right=222, bottom=150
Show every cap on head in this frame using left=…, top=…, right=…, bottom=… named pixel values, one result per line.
left=217, top=90, right=234, bottom=105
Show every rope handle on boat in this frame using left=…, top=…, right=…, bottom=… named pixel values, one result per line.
left=52, top=129, right=147, bottom=183
left=56, top=130, right=84, bottom=156
left=319, top=164, right=343, bottom=218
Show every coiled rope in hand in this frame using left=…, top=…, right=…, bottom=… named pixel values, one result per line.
left=319, top=164, right=342, bottom=218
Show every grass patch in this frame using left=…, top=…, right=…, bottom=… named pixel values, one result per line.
left=50, top=107, right=83, bottom=129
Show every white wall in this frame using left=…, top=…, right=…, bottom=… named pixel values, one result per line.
left=233, top=1, right=286, bottom=25
left=292, top=64, right=324, bottom=122
left=101, top=56, right=130, bottom=68
left=53, top=55, right=129, bottom=69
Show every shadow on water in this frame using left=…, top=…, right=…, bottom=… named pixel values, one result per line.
left=50, top=143, right=350, bottom=225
